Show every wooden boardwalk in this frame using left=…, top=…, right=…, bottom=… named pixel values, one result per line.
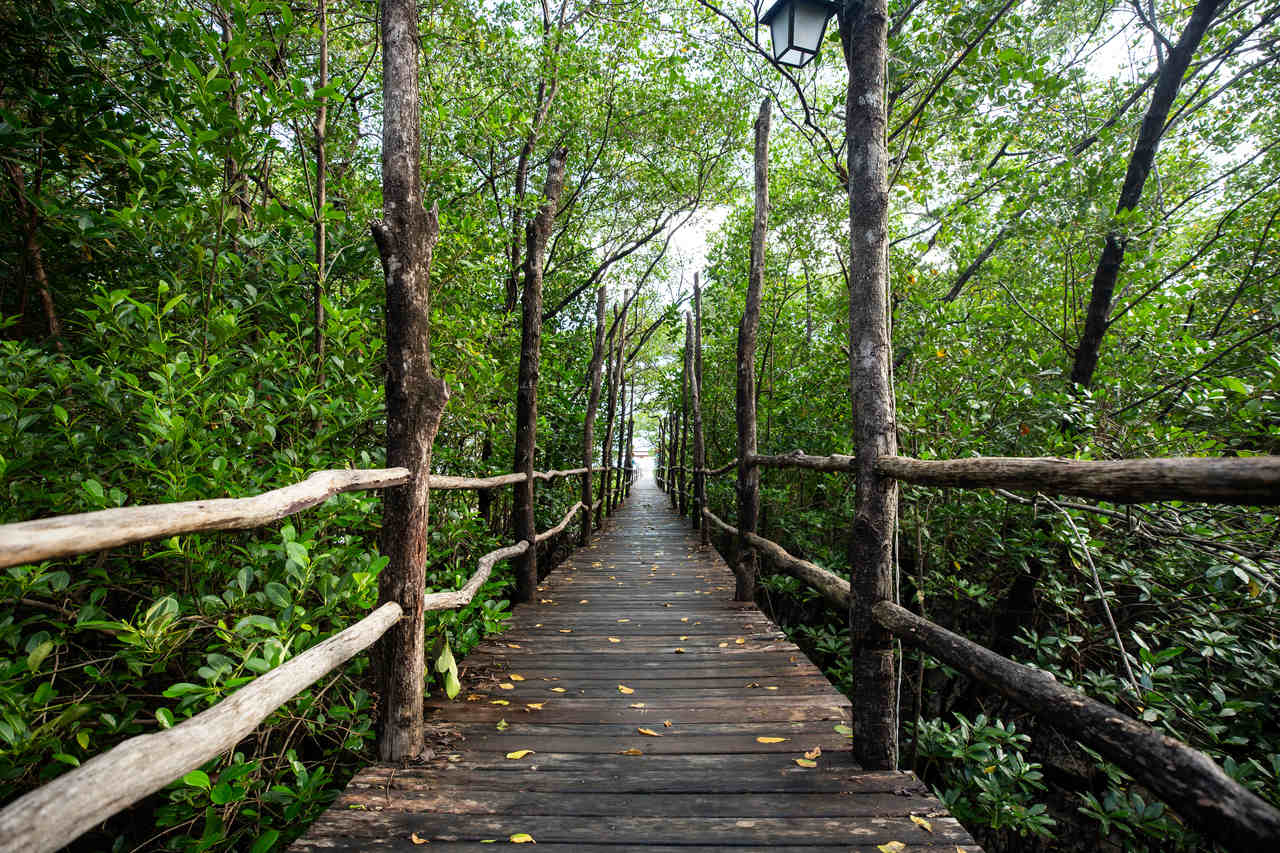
left=293, top=474, right=979, bottom=851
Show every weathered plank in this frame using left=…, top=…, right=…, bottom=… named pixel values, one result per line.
left=291, top=475, right=977, bottom=851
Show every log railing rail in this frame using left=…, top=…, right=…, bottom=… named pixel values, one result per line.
left=698, top=507, right=1280, bottom=850
left=0, top=469, right=599, bottom=853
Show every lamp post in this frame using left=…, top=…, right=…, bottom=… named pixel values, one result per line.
left=761, top=0, right=900, bottom=773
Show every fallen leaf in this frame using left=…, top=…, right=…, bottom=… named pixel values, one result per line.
left=559, top=629, right=573, bottom=634
left=550, top=687, right=567, bottom=693
left=680, top=617, right=689, bottom=622
left=833, top=724, right=853, bottom=736
left=756, top=736, right=787, bottom=743
left=411, top=831, right=429, bottom=845
left=505, top=749, right=535, bottom=760
left=804, top=747, right=822, bottom=760
left=663, top=720, right=672, bottom=727
left=591, top=561, right=602, bottom=567
left=526, top=702, right=544, bottom=710
left=490, top=699, right=509, bottom=705
left=509, top=832, right=535, bottom=843
left=579, top=599, right=589, bottom=604
left=617, top=618, right=630, bottom=623
left=877, top=843, right=905, bottom=853
left=735, top=638, right=746, bottom=645
left=466, top=694, right=484, bottom=702
left=680, top=635, right=689, bottom=641
left=619, top=748, right=643, bottom=755
left=765, top=686, right=779, bottom=691
left=496, top=719, right=509, bottom=731
left=507, top=643, right=521, bottom=649
left=540, top=599, right=554, bottom=604
left=673, top=647, right=685, bottom=654
left=509, top=674, right=525, bottom=681
left=629, top=702, right=646, bottom=708
left=718, top=642, right=728, bottom=648
left=794, top=758, right=817, bottom=768
left=638, top=727, right=662, bottom=737
left=608, top=637, right=621, bottom=643
left=498, top=683, right=515, bottom=690
left=618, top=684, right=634, bottom=694
left=910, top=814, right=933, bottom=833
left=745, top=681, right=760, bottom=688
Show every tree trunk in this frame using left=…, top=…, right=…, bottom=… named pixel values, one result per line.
left=843, top=0, right=899, bottom=771
left=372, top=0, right=449, bottom=763
left=580, top=285, right=607, bottom=545
left=611, top=355, right=626, bottom=513
left=1069, top=0, right=1225, bottom=389
left=679, top=315, right=690, bottom=517
left=597, top=309, right=619, bottom=528
left=512, top=147, right=569, bottom=603
left=4, top=161, right=62, bottom=348
left=313, top=0, right=329, bottom=382
left=624, top=381, right=635, bottom=498
left=692, top=275, right=707, bottom=543
left=735, top=98, right=770, bottom=602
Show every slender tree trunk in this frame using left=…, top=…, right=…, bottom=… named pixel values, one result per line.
left=624, top=381, right=635, bottom=498
left=580, top=285, right=607, bottom=545
left=735, top=99, right=770, bottom=602
left=692, top=277, right=707, bottom=542
left=679, top=312, right=692, bottom=517
left=597, top=311, right=618, bottom=528
left=843, top=0, right=898, bottom=771
left=478, top=433, right=494, bottom=527
left=613, top=364, right=627, bottom=510
left=1070, top=0, right=1225, bottom=389
left=372, top=0, right=449, bottom=762
left=313, top=0, right=328, bottom=383
left=512, top=147, right=568, bottom=602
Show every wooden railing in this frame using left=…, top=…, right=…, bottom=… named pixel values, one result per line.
left=0, top=464, right=617, bottom=853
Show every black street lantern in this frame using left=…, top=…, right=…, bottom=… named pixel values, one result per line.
left=760, top=0, right=839, bottom=67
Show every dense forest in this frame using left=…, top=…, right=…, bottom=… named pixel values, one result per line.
left=1, top=0, right=1277, bottom=851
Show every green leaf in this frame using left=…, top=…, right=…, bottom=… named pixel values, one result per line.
left=156, top=707, right=175, bottom=729
left=264, top=582, right=292, bottom=608
left=27, top=640, right=54, bottom=672
left=435, top=641, right=456, bottom=674
left=1221, top=377, right=1248, bottom=395
left=52, top=404, right=68, bottom=425
left=250, top=830, right=280, bottom=853
left=210, top=781, right=237, bottom=804
left=444, top=668, right=461, bottom=699
left=82, top=479, right=105, bottom=500
left=183, top=770, right=211, bottom=790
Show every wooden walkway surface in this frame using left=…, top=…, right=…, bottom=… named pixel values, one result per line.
left=293, top=474, right=979, bottom=851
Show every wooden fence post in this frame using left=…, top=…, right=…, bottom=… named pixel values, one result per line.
left=624, top=381, right=635, bottom=498
left=734, top=98, right=769, bottom=602
left=371, top=0, right=449, bottom=762
left=679, top=317, right=690, bottom=517
left=580, top=285, right=607, bottom=546
left=597, top=309, right=618, bottom=528
left=512, top=147, right=568, bottom=603
left=843, top=1, right=898, bottom=770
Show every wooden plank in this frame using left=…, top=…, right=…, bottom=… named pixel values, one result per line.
left=292, top=475, right=977, bottom=851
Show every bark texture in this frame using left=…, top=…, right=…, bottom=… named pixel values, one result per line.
left=874, top=601, right=1280, bottom=850
left=313, top=0, right=328, bottom=379
left=844, top=0, right=899, bottom=771
left=1070, top=0, right=1225, bottom=389
left=580, top=285, right=608, bottom=545
left=512, top=147, right=568, bottom=602
left=735, top=98, right=770, bottom=602
left=690, top=283, right=707, bottom=541
left=371, top=0, right=450, bottom=763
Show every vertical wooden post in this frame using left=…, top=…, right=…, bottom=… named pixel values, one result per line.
left=655, top=416, right=666, bottom=490
left=693, top=274, right=708, bottom=542
left=313, top=0, right=328, bottom=383
left=678, top=320, right=690, bottom=517
left=580, top=285, right=607, bottom=546
left=512, top=147, right=568, bottom=603
left=372, top=0, right=448, bottom=762
left=734, top=99, right=770, bottom=602
left=598, top=307, right=620, bottom=527
left=611, top=355, right=626, bottom=513
left=625, top=381, right=635, bottom=498
left=668, top=398, right=681, bottom=508
left=843, top=0, right=898, bottom=770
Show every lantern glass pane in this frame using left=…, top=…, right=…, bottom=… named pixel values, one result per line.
left=769, top=14, right=791, bottom=62
left=792, top=1, right=829, bottom=53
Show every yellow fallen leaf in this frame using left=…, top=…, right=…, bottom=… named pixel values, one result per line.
left=618, top=684, right=634, bottom=694
left=756, top=737, right=788, bottom=743
left=411, top=831, right=429, bottom=844
left=663, top=720, right=672, bottom=727
left=466, top=693, right=484, bottom=702
left=550, top=687, right=567, bottom=693
left=540, top=599, right=554, bottom=603
left=638, top=727, right=662, bottom=737
left=559, top=629, right=573, bottom=633
left=620, top=748, right=643, bottom=755
left=804, top=747, right=822, bottom=760
left=877, top=843, right=906, bottom=853
left=507, top=643, right=521, bottom=649
left=680, top=636, right=689, bottom=641
left=509, top=674, right=525, bottom=681
left=608, top=637, right=621, bottom=643
left=674, top=648, right=685, bottom=654
left=735, top=638, right=746, bottom=645
left=526, top=702, right=544, bottom=709
left=766, top=686, right=779, bottom=691
left=794, top=758, right=817, bottom=768
left=910, top=814, right=933, bottom=833
left=505, top=749, right=534, bottom=760
left=680, top=617, right=689, bottom=622
left=617, top=618, right=630, bottom=623
left=499, top=683, right=515, bottom=690
left=718, top=642, right=728, bottom=648
left=579, top=599, right=589, bottom=604
left=510, top=832, right=535, bottom=843
left=490, top=699, right=509, bottom=705
left=591, top=561, right=602, bottom=567
left=629, top=702, right=646, bottom=708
